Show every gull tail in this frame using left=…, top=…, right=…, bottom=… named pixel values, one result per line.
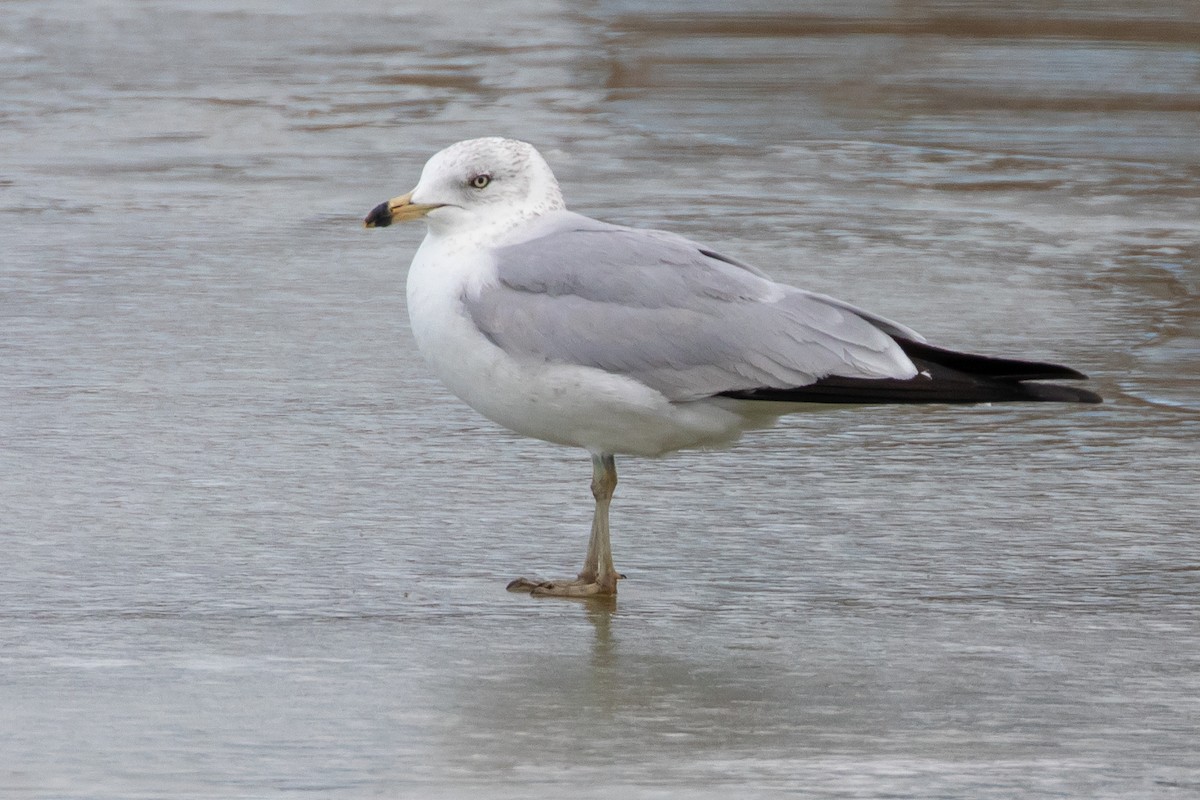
left=721, top=338, right=1102, bottom=405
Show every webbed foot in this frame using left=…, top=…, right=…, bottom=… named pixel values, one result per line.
left=506, top=572, right=623, bottom=597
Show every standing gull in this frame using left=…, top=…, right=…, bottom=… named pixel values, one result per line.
left=364, top=137, right=1100, bottom=598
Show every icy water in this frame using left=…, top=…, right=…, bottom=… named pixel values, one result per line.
left=3, top=1, right=1199, bottom=797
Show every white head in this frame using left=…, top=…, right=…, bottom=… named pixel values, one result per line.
left=364, top=137, right=565, bottom=237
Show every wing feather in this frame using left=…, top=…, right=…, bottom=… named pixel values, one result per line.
left=466, top=216, right=917, bottom=401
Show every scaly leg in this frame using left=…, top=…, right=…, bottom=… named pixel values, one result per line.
left=507, top=453, right=623, bottom=597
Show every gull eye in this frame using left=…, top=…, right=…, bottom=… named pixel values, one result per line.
left=469, top=173, right=491, bottom=189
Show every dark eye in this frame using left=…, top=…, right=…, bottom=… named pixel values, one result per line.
left=469, top=173, right=491, bottom=189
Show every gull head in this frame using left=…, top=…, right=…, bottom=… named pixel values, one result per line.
left=364, top=137, right=565, bottom=237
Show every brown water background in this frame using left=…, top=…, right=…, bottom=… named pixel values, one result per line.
left=2, top=1, right=1198, bottom=797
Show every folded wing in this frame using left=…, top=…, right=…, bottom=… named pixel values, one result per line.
left=466, top=213, right=1100, bottom=405
left=466, top=215, right=918, bottom=402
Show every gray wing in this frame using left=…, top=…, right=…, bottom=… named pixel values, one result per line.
left=465, top=215, right=919, bottom=402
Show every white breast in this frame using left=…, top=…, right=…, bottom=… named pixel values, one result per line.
left=404, top=234, right=772, bottom=457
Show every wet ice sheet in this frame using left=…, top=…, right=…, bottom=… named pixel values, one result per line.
left=2, top=0, right=1199, bottom=797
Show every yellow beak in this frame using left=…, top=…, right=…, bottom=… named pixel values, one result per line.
left=363, top=190, right=443, bottom=228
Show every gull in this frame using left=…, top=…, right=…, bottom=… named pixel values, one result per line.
left=364, top=137, right=1100, bottom=598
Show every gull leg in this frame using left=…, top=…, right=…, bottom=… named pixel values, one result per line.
left=579, top=453, right=618, bottom=587
left=507, top=453, right=623, bottom=597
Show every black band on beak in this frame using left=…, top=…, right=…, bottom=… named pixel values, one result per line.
left=364, top=201, right=393, bottom=228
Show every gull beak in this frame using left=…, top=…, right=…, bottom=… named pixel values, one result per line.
left=363, top=190, right=443, bottom=228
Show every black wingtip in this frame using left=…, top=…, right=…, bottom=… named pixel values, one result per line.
left=719, top=380, right=1101, bottom=405
left=719, top=340, right=1102, bottom=406
left=895, top=338, right=1091, bottom=382
left=1020, top=383, right=1103, bottom=404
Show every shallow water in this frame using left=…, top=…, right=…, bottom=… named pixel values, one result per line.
left=2, top=1, right=1199, bottom=797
